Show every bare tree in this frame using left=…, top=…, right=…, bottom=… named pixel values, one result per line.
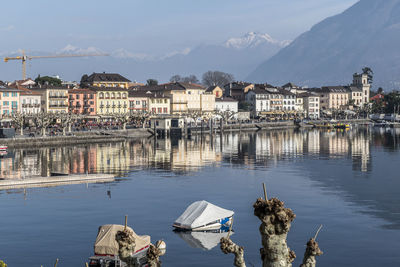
left=58, top=112, right=79, bottom=135
left=113, top=113, right=131, bottom=130
left=182, top=75, right=199, bottom=84
left=34, top=112, right=54, bottom=136
left=131, top=111, right=152, bottom=128
left=171, top=74, right=199, bottom=84
left=202, top=71, right=234, bottom=87
left=170, top=75, right=182, bottom=82
left=215, top=110, right=236, bottom=123
left=11, top=112, right=27, bottom=136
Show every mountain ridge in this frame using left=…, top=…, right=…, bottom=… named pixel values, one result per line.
left=247, top=0, right=400, bottom=89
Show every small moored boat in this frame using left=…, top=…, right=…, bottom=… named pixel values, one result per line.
left=173, top=200, right=234, bottom=231
left=0, top=145, right=7, bottom=156
left=89, top=224, right=150, bottom=267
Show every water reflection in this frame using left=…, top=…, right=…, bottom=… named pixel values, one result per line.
left=3, top=127, right=400, bottom=179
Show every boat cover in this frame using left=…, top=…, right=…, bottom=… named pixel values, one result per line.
left=174, top=200, right=234, bottom=230
left=94, top=224, right=150, bottom=256
left=176, top=231, right=234, bottom=250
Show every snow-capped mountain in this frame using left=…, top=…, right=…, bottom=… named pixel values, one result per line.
left=224, top=32, right=290, bottom=49
left=0, top=32, right=288, bottom=82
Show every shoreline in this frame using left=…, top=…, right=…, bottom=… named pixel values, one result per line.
left=1, top=119, right=372, bottom=148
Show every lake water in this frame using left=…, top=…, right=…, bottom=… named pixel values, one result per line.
left=0, top=127, right=400, bottom=266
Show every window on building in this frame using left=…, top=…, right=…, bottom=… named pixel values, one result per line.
left=158, top=107, right=162, bottom=113
left=3, top=101, right=9, bottom=106
left=152, top=108, right=156, bottom=113
left=136, top=101, right=140, bottom=105
left=76, top=94, right=80, bottom=99
left=163, top=107, right=168, bottom=113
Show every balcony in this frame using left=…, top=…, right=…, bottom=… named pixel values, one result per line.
left=49, top=104, right=68, bottom=108
left=49, top=95, right=67, bottom=99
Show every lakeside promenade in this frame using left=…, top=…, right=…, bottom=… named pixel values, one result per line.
left=0, top=119, right=371, bottom=148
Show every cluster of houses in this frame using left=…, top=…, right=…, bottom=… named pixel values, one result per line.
left=0, top=70, right=371, bottom=120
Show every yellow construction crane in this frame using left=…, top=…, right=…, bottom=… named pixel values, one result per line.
left=4, top=50, right=109, bottom=80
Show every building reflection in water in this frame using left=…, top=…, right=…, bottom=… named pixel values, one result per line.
left=2, top=127, right=398, bottom=179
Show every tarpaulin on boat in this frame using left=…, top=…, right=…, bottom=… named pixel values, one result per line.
left=94, top=224, right=150, bottom=256
left=173, top=200, right=234, bottom=230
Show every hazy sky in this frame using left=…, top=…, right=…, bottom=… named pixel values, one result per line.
left=0, top=0, right=358, bottom=57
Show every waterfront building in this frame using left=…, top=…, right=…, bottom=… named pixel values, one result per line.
left=215, top=97, right=238, bottom=113
left=0, top=86, right=21, bottom=115
left=82, top=72, right=131, bottom=89
left=298, top=92, right=320, bottom=119
left=295, top=95, right=304, bottom=114
left=267, top=88, right=284, bottom=112
left=137, top=82, right=215, bottom=115
left=18, top=86, right=41, bottom=114
left=128, top=90, right=170, bottom=115
left=128, top=91, right=150, bottom=114
left=224, top=82, right=254, bottom=101
left=90, top=87, right=129, bottom=115
left=352, top=72, right=371, bottom=105
left=245, top=88, right=271, bottom=117
left=206, top=86, right=224, bottom=98
left=68, top=88, right=97, bottom=115
left=280, top=89, right=296, bottom=111
left=138, top=83, right=188, bottom=114
left=29, top=86, right=69, bottom=113
left=348, top=86, right=363, bottom=107
left=311, top=86, right=349, bottom=111
left=149, top=93, right=170, bottom=115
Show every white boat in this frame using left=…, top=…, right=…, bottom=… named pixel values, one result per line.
left=173, top=200, right=234, bottom=231
left=176, top=229, right=233, bottom=250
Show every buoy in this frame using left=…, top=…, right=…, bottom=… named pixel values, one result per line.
left=156, top=240, right=166, bottom=255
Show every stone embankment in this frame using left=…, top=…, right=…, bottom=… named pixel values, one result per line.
left=1, top=128, right=152, bottom=148
left=0, top=173, right=115, bottom=190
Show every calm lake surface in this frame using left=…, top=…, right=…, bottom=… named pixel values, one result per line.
left=1, top=127, right=400, bottom=266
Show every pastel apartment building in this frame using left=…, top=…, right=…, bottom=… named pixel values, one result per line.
left=0, top=86, right=20, bottom=115
left=29, top=86, right=70, bottom=113
left=68, top=88, right=97, bottom=115
left=90, top=87, right=129, bottom=115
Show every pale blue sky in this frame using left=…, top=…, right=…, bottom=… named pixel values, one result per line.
left=0, top=0, right=358, bottom=56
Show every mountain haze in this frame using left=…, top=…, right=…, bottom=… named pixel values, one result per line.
left=247, top=0, right=400, bottom=89
left=0, top=32, right=288, bottom=83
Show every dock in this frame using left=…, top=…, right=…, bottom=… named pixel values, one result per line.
left=0, top=174, right=115, bottom=190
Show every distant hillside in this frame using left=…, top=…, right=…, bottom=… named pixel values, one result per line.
left=247, top=0, right=400, bottom=89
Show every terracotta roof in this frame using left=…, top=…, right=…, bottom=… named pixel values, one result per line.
left=177, top=82, right=205, bottom=90
left=16, top=85, right=42, bottom=96
left=0, top=85, right=23, bottom=92
left=84, top=72, right=131, bottom=83
left=89, top=86, right=129, bottom=92
left=129, top=90, right=169, bottom=99
left=68, top=88, right=96, bottom=94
